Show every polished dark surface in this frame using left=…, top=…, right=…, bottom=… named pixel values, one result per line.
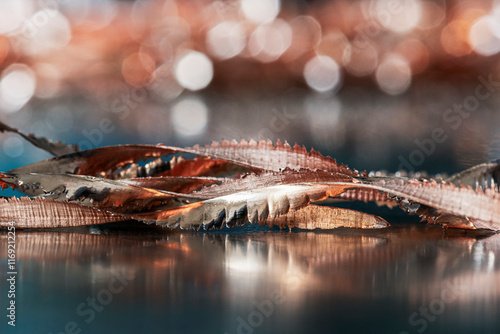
left=1, top=222, right=499, bottom=334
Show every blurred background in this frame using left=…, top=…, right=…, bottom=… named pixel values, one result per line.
left=2, top=2, right=500, bottom=334
left=0, top=0, right=499, bottom=174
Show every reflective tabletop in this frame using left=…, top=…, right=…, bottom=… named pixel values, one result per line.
left=2, top=222, right=499, bottom=334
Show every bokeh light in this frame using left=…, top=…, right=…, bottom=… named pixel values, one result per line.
left=469, top=15, right=500, bottom=56
left=122, top=52, right=156, bottom=87
left=0, top=2, right=31, bottom=34
left=441, top=20, right=473, bottom=57
left=248, top=19, right=292, bottom=62
left=343, top=42, right=378, bottom=77
left=23, top=10, right=72, bottom=54
left=375, top=54, right=412, bottom=95
left=286, top=16, right=322, bottom=60
left=171, top=97, right=209, bottom=137
left=206, top=21, right=246, bottom=60
left=174, top=51, right=213, bottom=91
left=371, top=0, right=422, bottom=33
left=492, top=4, right=500, bottom=39
left=0, top=0, right=497, bottom=101
left=149, top=63, right=184, bottom=101
left=303, top=55, right=342, bottom=93
left=417, top=1, right=445, bottom=29
left=64, top=0, right=118, bottom=31
left=0, top=64, right=36, bottom=113
left=241, top=0, right=280, bottom=24
left=394, top=39, right=429, bottom=74
left=317, top=30, right=350, bottom=64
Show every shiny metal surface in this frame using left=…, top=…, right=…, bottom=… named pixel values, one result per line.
left=1, top=224, right=499, bottom=333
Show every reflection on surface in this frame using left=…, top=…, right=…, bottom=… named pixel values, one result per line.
left=1, top=225, right=499, bottom=333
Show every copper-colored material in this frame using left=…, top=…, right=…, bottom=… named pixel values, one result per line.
left=0, top=197, right=124, bottom=228
left=1, top=129, right=499, bottom=231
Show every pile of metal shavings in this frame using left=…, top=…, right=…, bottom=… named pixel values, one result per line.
left=0, top=120, right=499, bottom=232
